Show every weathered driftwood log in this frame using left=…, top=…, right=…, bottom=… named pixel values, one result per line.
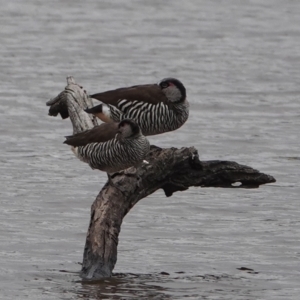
left=47, top=77, right=276, bottom=280
left=46, top=76, right=99, bottom=134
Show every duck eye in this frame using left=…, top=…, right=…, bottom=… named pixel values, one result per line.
left=161, top=82, right=169, bottom=88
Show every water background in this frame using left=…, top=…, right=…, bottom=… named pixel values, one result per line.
left=1, top=0, right=299, bottom=299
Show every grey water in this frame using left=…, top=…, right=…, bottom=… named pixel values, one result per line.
left=0, top=0, right=299, bottom=299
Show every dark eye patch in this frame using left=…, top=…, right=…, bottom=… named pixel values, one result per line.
left=161, top=82, right=169, bottom=88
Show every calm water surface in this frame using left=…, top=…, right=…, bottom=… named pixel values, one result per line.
left=1, top=0, right=299, bottom=299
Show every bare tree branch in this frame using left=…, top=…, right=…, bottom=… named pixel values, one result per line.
left=47, top=77, right=276, bottom=280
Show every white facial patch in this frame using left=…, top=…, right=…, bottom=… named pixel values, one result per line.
left=120, top=123, right=133, bottom=138
left=164, top=86, right=182, bottom=102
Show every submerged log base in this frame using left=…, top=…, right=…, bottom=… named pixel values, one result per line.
left=80, top=146, right=275, bottom=279
left=47, top=77, right=276, bottom=280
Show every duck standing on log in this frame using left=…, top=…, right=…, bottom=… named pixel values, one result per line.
left=85, top=77, right=189, bottom=136
left=64, top=119, right=150, bottom=173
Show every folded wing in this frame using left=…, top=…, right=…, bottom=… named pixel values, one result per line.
left=63, top=122, right=119, bottom=147
left=90, top=84, right=167, bottom=106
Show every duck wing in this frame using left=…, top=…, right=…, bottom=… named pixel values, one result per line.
left=64, top=122, right=119, bottom=147
left=90, top=84, right=168, bottom=106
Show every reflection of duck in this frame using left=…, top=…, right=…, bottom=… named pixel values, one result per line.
left=64, top=119, right=150, bottom=173
left=85, top=78, right=189, bottom=136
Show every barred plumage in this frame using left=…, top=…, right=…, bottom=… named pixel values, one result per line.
left=67, top=119, right=150, bottom=173
left=85, top=78, right=189, bottom=136
left=106, top=100, right=189, bottom=135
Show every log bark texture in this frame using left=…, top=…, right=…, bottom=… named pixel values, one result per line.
left=47, top=77, right=276, bottom=280
left=46, top=76, right=98, bottom=134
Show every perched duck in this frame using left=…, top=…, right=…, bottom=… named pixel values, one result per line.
left=64, top=119, right=150, bottom=173
left=85, top=78, right=189, bottom=136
